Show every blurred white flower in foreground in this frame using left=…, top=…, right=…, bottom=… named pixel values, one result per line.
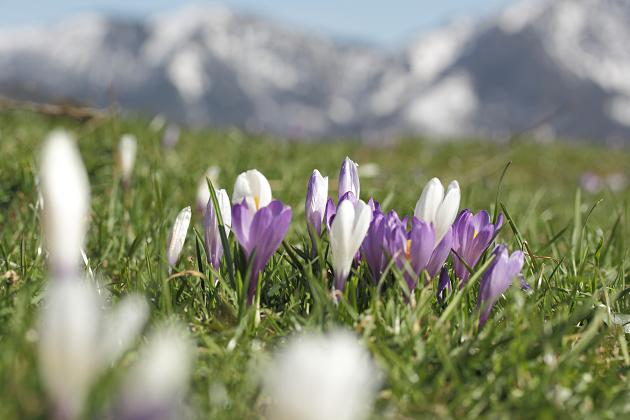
left=232, top=169, right=272, bottom=211
left=39, top=280, right=148, bottom=420
left=166, top=206, right=192, bottom=273
left=118, top=134, right=138, bottom=188
left=116, top=323, right=194, bottom=420
left=264, top=330, right=380, bottom=420
left=196, top=166, right=221, bottom=213
left=39, top=130, right=90, bottom=275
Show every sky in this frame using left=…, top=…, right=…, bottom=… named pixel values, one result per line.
left=0, top=0, right=516, bottom=45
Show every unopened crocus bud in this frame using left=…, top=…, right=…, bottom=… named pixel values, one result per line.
left=116, top=323, right=193, bottom=420
left=338, top=157, right=360, bottom=203
left=118, top=134, right=137, bottom=188
left=305, top=170, right=328, bottom=240
left=232, top=169, right=272, bottom=212
left=330, top=199, right=372, bottom=292
left=414, top=178, right=460, bottom=243
left=39, top=130, right=90, bottom=275
left=264, top=330, right=379, bottom=420
left=204, top=189, right=231, bottom=277
left=39, top=280, right=148, bottom=420
left=477, top=245, right=525, bottom=328
left=196, top=166, right=221, bottom=213
left=166, top=207, right=191, bottom=272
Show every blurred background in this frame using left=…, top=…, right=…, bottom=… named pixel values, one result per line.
left=1, top=0, right=630, bottom=145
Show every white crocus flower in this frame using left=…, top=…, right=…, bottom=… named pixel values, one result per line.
left=39, top=130, right=90, bottom=274
left=166, top=206, right=192, bottom=272
left=118, top=134, right=137, bottom=187
left=116, top=323, right=193, bottom=420
left=196, top=166, right=221, bottom=214
left=264, top=330, right=380, bottom=420
left=232, top=169, right=272, bottom=211
left=414, top=178, right=460, bottom=243
left=329, top=199, right=372, bottom=292
left=39, top=280, right=148, bottom=420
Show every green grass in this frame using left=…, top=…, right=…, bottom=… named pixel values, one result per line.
left=0, top=109, right=629, bottom=419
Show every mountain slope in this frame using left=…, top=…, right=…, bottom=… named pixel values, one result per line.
left=1, top=1, right=629, bottom=143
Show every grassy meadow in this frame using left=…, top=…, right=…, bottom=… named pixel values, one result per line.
left=0, top=109, right=629, bottom=419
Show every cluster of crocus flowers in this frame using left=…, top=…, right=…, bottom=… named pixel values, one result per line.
left=300, top=157, right=527, bottom=326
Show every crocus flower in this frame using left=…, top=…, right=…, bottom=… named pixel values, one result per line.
left=477, top=245, right=525, bottom=328
left=204, top=189, right=231, bottom=279
left=39, top=280, right=148, bottom=420
left=115, top=323, right=193, bottom=420
left=232, top=169, right=272, bottom=212
left=195, top=166, right=221, bottom=213
left=166, top=206, right=191, bottom=273
left=305, top=169, right=329, bottom=243
left=452, top=209, right=504, bottom=285
left=232, top=200, right=292, bottom=304
left=118, top=134, right=137, bottom=188
left=264, top=330, right=379, bottom=420
left=39, top=130, right=90, bottom=276
left=338, top=157, right=360, bottom=203
left=388, top=217, right=435, bottom=293
left=329, top=199, right=372, bottom=292
left=414, top=178, right=460, bottom=243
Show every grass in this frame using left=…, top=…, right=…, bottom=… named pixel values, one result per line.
left=0, top=108, right=629, bottom=419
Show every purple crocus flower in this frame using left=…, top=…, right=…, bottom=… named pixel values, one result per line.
left=452, top=209, right=504, bottom=285
left=232, top=200, right=292, bottom=304
left=388, top=217, right=435, bottom=293
left=477, top=245, right=525, bottom=328
left=338, top=157, right=360, bottom=203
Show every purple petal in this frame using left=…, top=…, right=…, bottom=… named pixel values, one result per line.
left=427, top=226, right=453, bottom=277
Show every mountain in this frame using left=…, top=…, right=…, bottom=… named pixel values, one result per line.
left=1, top=0, right=629, bottom=144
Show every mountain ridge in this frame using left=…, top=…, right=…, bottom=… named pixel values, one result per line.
left=1, top=0, right=629, bottom=144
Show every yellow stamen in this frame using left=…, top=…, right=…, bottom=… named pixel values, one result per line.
left=405, top=239, right=412, bottom=260
left=254, top=195, right=260, bottom=210
left=473, top=230, right=478, bottom=239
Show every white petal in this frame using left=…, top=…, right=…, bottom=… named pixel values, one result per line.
left=350, top=200, right=372, bottom=252
left=264, top=330, right=379, bottom=420
left=216, top=188, right=232, bottom=236
left=40, top=130, right=91, bottom=273
left=435, top=180, right=460, bottom=243
left=167, top=207, right=191, bottom=269
left=100, top=294, right=149, bottom=366
left=330, top=200, right=355, bottom=282
left=39, top=279, right=101, bottom=419
left=232, top=169, right=272, bottom=210
left=118, top=134, right=137, bottom=184
left=413, top=177, right=444, bottom=224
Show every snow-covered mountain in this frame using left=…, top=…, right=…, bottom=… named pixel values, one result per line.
left=1, top=0, right=630, bottom=143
